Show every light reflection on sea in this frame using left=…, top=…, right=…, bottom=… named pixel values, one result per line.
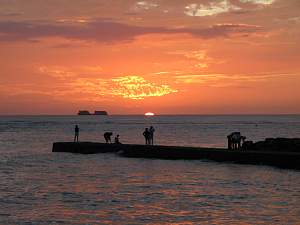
left=0, top=115, right=299, bottom=224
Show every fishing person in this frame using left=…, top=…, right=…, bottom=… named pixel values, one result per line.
left=104, top=132, right=113, bottom=143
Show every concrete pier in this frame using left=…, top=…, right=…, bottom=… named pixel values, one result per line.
left=52, top=142, right=300, bottom=170
left=52, top=142, right=122, bottom=154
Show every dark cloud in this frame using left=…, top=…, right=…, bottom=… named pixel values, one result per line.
left=1, top=12, right=24, bottom=17
left=190, top=23, right=263, bottom=38
left=0, top=19, right=263, bottom=43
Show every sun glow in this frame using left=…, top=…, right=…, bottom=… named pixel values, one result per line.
left=145, top=112, right=155, bottom=116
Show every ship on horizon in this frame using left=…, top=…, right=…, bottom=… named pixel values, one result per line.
left=78, top=110, right=108, bottom=115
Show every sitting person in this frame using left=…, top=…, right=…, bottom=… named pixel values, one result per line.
left=104, top=132, right=113, bottom=143
left=114, top=134, right=121, bottom=144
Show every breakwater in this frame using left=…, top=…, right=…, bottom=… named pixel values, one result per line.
left=52, top=142, right=300, bottom=170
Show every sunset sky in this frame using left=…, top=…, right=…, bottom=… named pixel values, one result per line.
left=0, top=0, right=299, bottom=114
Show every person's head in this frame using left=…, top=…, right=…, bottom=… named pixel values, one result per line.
left=145, top=128, right=148, bottom=131
left=117, top=135, right=119, bottom=137
left=75, top=125, right=78, bottom=128
left=150, top=126, right=153, bottom=129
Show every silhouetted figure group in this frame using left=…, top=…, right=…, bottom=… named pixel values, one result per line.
left=73, top=124, right=155, bottom=145
left=104, top=132, right=122, bottom=144
left=74, top=124, right=250, bottom=149
left=73, top=125, right=121, bottom=144
left=227, top=132, right=246, bottom=150
left=143, top=126, right=155, bottom=145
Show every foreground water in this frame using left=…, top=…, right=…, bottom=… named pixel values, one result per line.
left=0, top=115, right=300, bottom=224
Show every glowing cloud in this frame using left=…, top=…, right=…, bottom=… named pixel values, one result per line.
left=185, top=0, right=241, bottom=17
left=37, top=67, right=177, bottom=100
left=111, top=76, right=177, bottom=99
left=133, top=1, right=159, bottom=11
left=239, top=0, right=276, bottom=5
left=39, top=66, right=76, bottom=79
left=183, top=50, right=211, bottom=68
left=175, top=73, right=298, bottom=87
left=170, top=50, right=214, bottom=69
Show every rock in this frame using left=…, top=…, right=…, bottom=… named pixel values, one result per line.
left=242, top=141, right=253, bottom=150
left=247, top=138, right=300, bottom=152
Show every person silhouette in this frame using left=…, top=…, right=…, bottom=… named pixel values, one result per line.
left=74, top=125, right=79, bottom=142
left=227, top=134, right=232, bottom=150
left=227, top=132, right=246, bottom=150
left=114, top=134, right=121, bottom=144
left=143, top=128, right=151, bottom=145
left=149, top=126, right=155, bottom=145
left=104, top=132, right=113, bottom=143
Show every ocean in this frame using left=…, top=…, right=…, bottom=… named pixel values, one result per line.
left=0, top=115, right=300, bottom=224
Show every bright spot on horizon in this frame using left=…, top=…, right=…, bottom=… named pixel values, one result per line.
left=145, top=112, right=155, bottom=116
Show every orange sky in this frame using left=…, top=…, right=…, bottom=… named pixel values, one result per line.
left=0, top=0, right=299, bottom=114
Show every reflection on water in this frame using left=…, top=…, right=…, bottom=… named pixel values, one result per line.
left=0, top=115, right=300, bottom=224
left=1, top=153, right=299, bottom=224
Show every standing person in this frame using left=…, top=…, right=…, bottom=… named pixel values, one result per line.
left=227, top=134, right=232, bottom=150
left=74, top=125, right=79, bottom=142
left=149, top=126, right=155, bottom=145
left=143, top=128, right=150, bottom=145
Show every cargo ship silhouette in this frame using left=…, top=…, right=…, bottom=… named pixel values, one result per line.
left=78, top=110, right=108, bottom=115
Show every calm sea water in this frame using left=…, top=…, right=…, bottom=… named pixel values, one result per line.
left=0, top=115, right=300, bottom=224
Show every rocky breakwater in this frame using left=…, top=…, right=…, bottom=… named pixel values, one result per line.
left=242, top=138, right=300, bottom=153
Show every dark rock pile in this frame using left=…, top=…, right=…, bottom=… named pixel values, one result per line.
left=242, top=138, right=300, bottom=152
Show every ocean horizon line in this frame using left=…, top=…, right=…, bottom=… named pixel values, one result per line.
left=0, top=113, right=299, bottom=117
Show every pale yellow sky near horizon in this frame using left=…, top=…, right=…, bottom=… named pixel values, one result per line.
left=0, top=0, right=299, bottom=114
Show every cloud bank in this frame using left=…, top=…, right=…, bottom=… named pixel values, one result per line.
left=0, top=19, right=263, bottom=43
